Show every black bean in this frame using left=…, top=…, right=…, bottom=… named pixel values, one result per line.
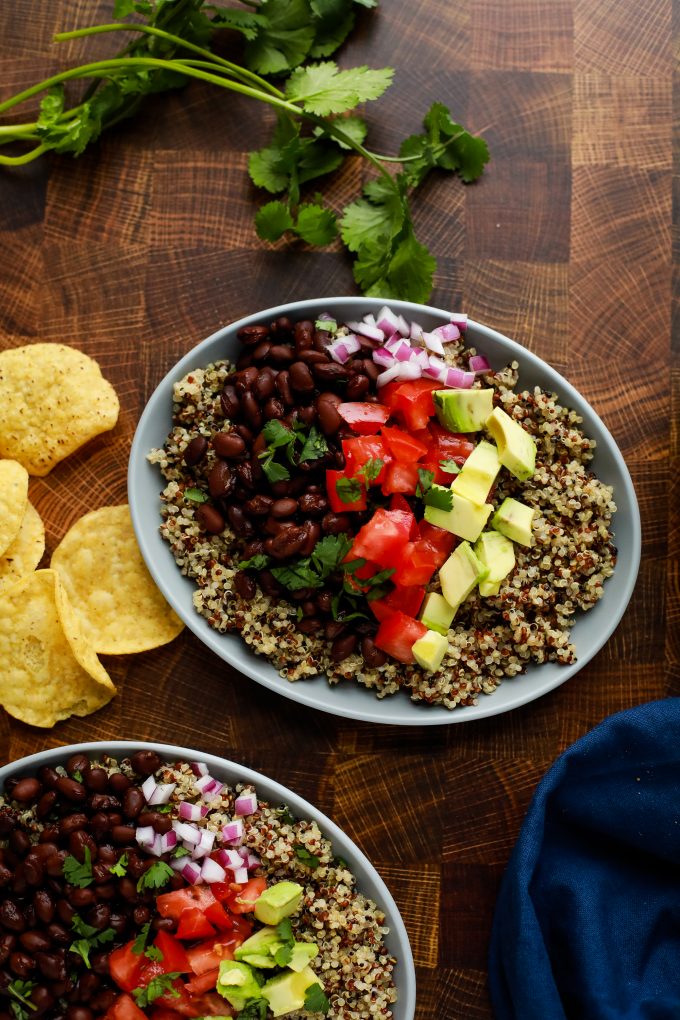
left=45, top=852, right=69, bottom=879
left=0, top=866, right=11, bottom=888
left=268, top=526, right=307, bottom=559
left=23, top=855, right=44, bottom=887
left=233, top=572, right=256, bottom=600
left=213, top=431, right=246, bottom=459
left=253, top=368, right=276, bottom=402
left=299, top=520, right=321, bottom=557
left=313, top=361, right=348, bottom=383
left=243, top=539, right=266, bottom=559
left=37, top=951, right=67, bottom=982
left=234, top=367, right=259, bottom=396
left=10, top=778, right=42, bottom=803
left=83, top=769, right=108, bottom=793
left=19, top=930, right=51, bottom=953
left=275, top=370, right=294, bottom=406
left=131, top=750, right=162, bottom=777
left=299, top=492, right=328, bottom=516
left=331, top=632, right=358, bottom=662
left=244, top=494, right=273, bottom=516
left=37, top=768, right=60, bottom=791
left=361, top=635, right=388, bottom=667
left=298, top=349, right=329, bottom=365
left=89, top=793, right=121, bottom=812
left=133, top=905, right=150, bottom=926
left=272, top=315, right=293, bottom=336
left=0, top=900, right=26, bottom=932
left=220, top=384, right=240, bottom=419
left=251, top=340, right=272, bottom=362
left=294, top=319, right=315, bottom=351
left=183, top=436, right=208, bottom=467
left=109, top=825, right=135, bottom=845
left=226, top=505, right=252, bottom=536
left=10, top=951, right=35, bottom=978
left=46, top=923, right=70, bottom=946
left=108, top=773, right=131, bottom=797
left=346, top=374, right=370, bottom=400
left=29, top=985, right=54, bottom=1017
left=362, top=358, right=380, bottom=382
left=59, top=814, right=89, bottom=837
left=122, top=787, right=144, bottom=820
left=138, top=812, right=172, bottom=835
left=322, top=512, right=352, bottom=535
left=54, top=777, right=85, bottom=804
left=316, top=393, right=342, bottom=435
left=268, top=344, right=294, bottom=365
left=33, top=891, right=55, bottom=926
left=195, top=504, right=225, bottom=535
left=0, top=933, right=16, bottom=964
left=298, top=617, right=321, bottom=635
left=87, top=903, right=111, bottom=931
left=316, top=590, right=333, bottom=614
left=325, top=620, right=347, bottom=641
left=263, top=397, right=285, bottom=421
left=271, top=497, right=298, bottom=518
left=9, top=830, right=30, bottom=856
left=208, top=460, right=234, bottom=500
left=0, top=809, right=16, bottom=837
left=289, top=361, right=315, bottom=394
left=35, top=792, right=57, bottom=821
left=241, top=391, right=263, bottom=430
left=235, top=460, right=256, bottom=491
left=237, top=324, right=270, bottom=346
left=67, top=887, right=95, bottom=909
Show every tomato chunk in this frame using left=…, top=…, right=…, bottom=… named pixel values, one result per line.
left=381, top=426, right=429, bottom=462
left=154, top=931, right=191, bottom=973
left=375, top=611, right=428, bottom=663
left=176, top=907, right=216, bottom=941
left=338, top=402, right=390, bottom=434
left=156, top=885, right=216, bottom=921
left=229, top=876, right=266, bottom=914
left=109, top=944, right=144, bottom=993
left=382, top=379, right=442, bottom=430
left=349, top=508, right=413, bottom=570
left=381, top=461, right=419, bottom=496
left=203, top=899, right=234, bottom=932
left=418, top=520, right=456, bottom=567
left=187, top=936, right=240, bottom=976
left=342, top=436, right=389, bottom=480
left=429, top=422, right=476, bottom=463
left=371, top=583, right=426, bottom=622
left=326, top=469, right=366, bottom=512
left=185, top=968, right=220, bottom=995
left=104, top=993, right=148, bottom=1020
left=391, top=540, right=440, bottom=587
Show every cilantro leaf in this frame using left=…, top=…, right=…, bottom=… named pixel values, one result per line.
left=278, top=806, right=296, bottom=825
left=439, top=459, right=461, bottom=474
left=273, top=917, right=296, bottom=966
left=359, top=458, right=383, bottom=484
left=132, top=921, right=151, bottom=956
left=335, top=476, right=363, bottom=504
left=249, top=145, right=291, bottom=194
left=132, top=972, right=182, bottom=1008
left=172, top=845, right=192, bottom=859
left=238, top=553, right=271, bottom=571
left=317, top=113, right=367, bottom=149
left=416, top=468, right=435, bottom=497
left=399, top=101, right=490, bottom=187
left=424, top=484, right=453, bottom=512
left=340, top=176, right=406, bottom=254
left=261, top=457, right=292, bottom=483
left=244, top=0, right=316, bottom=75
left=294, top=845, right=320, bottom=868
left=184, top=487, right=209, bottom=504
left=238, top=1001, right=269, bottom=1020
left=311, top=534, right=352, bottom=575
left=309, top=7, right=355, bottom=58
left=304, top=982, right=331, bottom=1013
left=299, top=424, right=329, bottom=462
left=108, top=852, right=128, bottom=878
left=69, top=915, right=115, bottom=968
left=63, top=848, right=93, bottom=889
left=295, top=203, right=338, bottom=245
left=144, top=945, right=164, bottom=962
left=255, top=200, right=294, bottom=242
left=262, top=420, right=295, bottom=449
left=271, top=560, right=324, bottom=591
left=285, top=61, right=393, bottom=116
left=7, top=980, right=37, bottom=1020
left=36, top=87, right=65, bottom=130
left=136, top=860, right=174, bottom=893
left=207, top=6, right=268, bottom=41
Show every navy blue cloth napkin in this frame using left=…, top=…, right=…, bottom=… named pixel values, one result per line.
left=488, top=699, right=680, bottom=1020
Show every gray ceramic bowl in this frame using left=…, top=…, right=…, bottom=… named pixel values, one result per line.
left=0, top=740, right=416, bottom=1019
left=128, top=297, right=641, bottom=726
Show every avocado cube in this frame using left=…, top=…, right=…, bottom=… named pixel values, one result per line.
left=433, top=388, right=494, bottom=433
left=491, top=498, right=536, bottom=547
left=261, top=966, right=322, bottom=1017
left=473, top=531, right=516, bottom=596
left=451, top=440, right=502, bottom=504
left=412, top=630, right=449, bottom=673
left=288, top=941, right=319, bottom=972
left=419, top=591, right=457, bottom=634
left=216, top=960, right=264, bottom=1010
left=424, top=490, right=492, bottom=543
left=438, top=542, right=488, bottom=608
left=254, top=881, right=303, bottom=926
left=485, top=407, right=536, bottom=481
left=235, top=925, right=283, bottom=968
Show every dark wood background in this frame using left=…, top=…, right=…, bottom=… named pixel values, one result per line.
left=0, top=1, right=675, bottom=1016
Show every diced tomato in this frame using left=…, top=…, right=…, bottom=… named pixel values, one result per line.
left=370, top=599, right=396, bottom=623
left=104, top=993, right=148, bottom=1020
left=371, top=584, right=425, bottom=622
left=418, top=520, right=456, bottom=567
left=389, top=493, right=412, bottom=516
left=375, top=611, right=428, bottom=663
left=187, top=936, right=240, bottom=976
left=382, top=379, right=443, bottom=430
left=381, top=461, right=419, bottom=496
left=420, top=457, right=452, bottom=486
left=349, top=508, right=413, bottom=570
left=205, top=882, right=232, bottom=905
left=428, top=422, right=476, bottom=463
left=326, top=469, right=366, bottom=512
left=149, top=1009, right=184, bottom=1020
left=109, top=943, right=145, bottom=993
left=338, top=402, right=390, bottom=434
left=203, top=899, right=234, bottom=932
left=177, top=992, right=233, bottom=1017
left=391, top=540, right=440, bottom=587
left=185, top=968, right=220, bottom=995
left=381, top=425, right=429, bottom=462
left=228, top=876, right=266, bottom=914
left=153, top=931, right=191, bottom=973
left=156, top=978, right=193, bottom=1012
left=342, top=435, right=389, bottom=480
left=156, top=885, right=216, bottom=922
left=176, top=908, right=216, bottom=941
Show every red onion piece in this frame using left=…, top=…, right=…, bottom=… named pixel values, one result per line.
left=373, top=347, right=395, bottom=369
left=376, top=363, right=402, bottom=387
left=328, top=335, right=361, bottom=364
left=140, top=776, right=157, bottom=803
left=160, top=831, right=177, bottom=854
left=445, top=367, right=476, bottom=388
left=170, top=856, right=186, bottom=872
left=233, top=866, right=249, bottom=884
left=216, top=847, right=244, bottom=871
left=422, top=331, right=445, bottom=357
left=221, top=820, right=244, bottom=845
left=450, top=313, right=468, bottom=331
left=346, top=320, right=385, bottom=342
left=181, top=860, right=202, bottom=885
left=469, top=354, right=491, bottom=373
left=394, top=341, right=414, bottom=363
left=433, top=323, right=461, bottom=343
left=189, top=762, right=208, bottom=777
left=148, top=782, right=175, bottom=806
left=178, top=801, right=209, bottom=822
left=147, top=833, right=164, bottom=858
left=135, top=825, right=155, bottom=848
left=201, top=857, right=226, bottom=883
left=172, top=820, right=201, bottom=845
left=234, top=792, right=257, bottom=817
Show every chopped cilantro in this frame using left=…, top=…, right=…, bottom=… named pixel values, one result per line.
left=155, top=804, right=172, bottom=814
left=132, top=921, right=151, bottom=956
left=335, top=475, right=363, bottom=504
left=311, top=534, right=352, bottom=575
left=303, top=982, right=331, bottom=1014
left=71, top=770, right=83, bottom=783
left=172, top=845, right=191, bottom=859
left=7, top=980, right=37, bottom=1020
left=294, top=845, right=320, bottom=868
left=299, top=425, right=329, bottom=464
left=440, top=459, right=461, bottom=475
left=314, top=318, right=337, bottom=333
left=63, top=847, right=93, bottom=888
left=415, top=468, right=435, bottom=498
left=132, top=972, right=182, bottom=1008
left=136, top=860, right=174, bottom=893
left=184, top=487, right=209, bottom=503
left=260, top=456, right=291, bottom=484
left=108, top=852, right=128, bottom=877
left=278, top=806, right=295, bottom=826
left=273, top=917, right=295, bottom=967
left=359, top=458, right=384, bottom=484
left=237, top=1001, right=268, bottom=1020
left=271, top=560, right=323, bottom=592
left=144, top=945, right=164, bottom=962
left=423, top=485, right=453, bottom=512
left=238, top=553, right=271, bottom=571
left=69, top=915, right=115, bottom=968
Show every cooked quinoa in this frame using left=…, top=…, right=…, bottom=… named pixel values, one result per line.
left=148, top=340, right=617, bottom=710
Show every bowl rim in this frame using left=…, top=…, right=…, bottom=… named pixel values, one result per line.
left=0, top=739, right=416, bottom=1020
left=128, top=296, right=641, bottom=726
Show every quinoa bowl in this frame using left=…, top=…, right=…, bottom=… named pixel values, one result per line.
left=128, top=298, right=641, bottom=726
left=0, top=740, right=416, bottom=1019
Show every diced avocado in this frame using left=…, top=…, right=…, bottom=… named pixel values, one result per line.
left=216, top=960, right=263, bottom=1010
left=235, top=926, right=283, bottom=968
left=261, top=965, right=322, bottom=1017
left=451, top=440, right=502, bottom=504
left=438, top=542, right=488, bottom=608
left=433, top=388, right=494, bottom=433
left=254, top=882, right=303, bottom=926
left=419, top=591, right=457, bottom=635
left=485, top=407, right=536, bottom=481
left=491, top=497, right=536, bottom=547
left=424, top=490, right=492, bottom=543
left=287, top=941, right=319, bottom=973
left=412, top=630, right=449, bottom=673
left=474, top=531, right=516, bottom=596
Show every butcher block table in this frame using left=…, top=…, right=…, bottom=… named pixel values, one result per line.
left=0, top=0, right=675, bottom=1016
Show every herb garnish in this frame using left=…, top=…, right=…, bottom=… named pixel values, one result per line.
left=69, top=915, right=115, bottom=968
left=278, top=806, right=296, bottom=826
left=108, top=851, right=128, bottom=877
left=423, top=484, right=453, bottom=512
left=335, top=475, right=363, bottom=504
left=63, top=847, right=93, bottom=888
left=304, top=982, right=331, bottom=1014
left=238, top=553, right=271, bottom=571
left=271, top=534, right=352, bottom=593
left=172, top=845, right=192, bottom=859
left=71, top=770, right=83, bottom=783
left=184, top=487, right=209, bottom=503
left=294, top=845, right=320, bottom=868
left=144, top=945, right=164, bottom=962
left=0, top=2, right=487, bottom=303
left=237, top=1001, right=268, bottom=1020
left=415, top=468, right=435, bottom=498
left=132, top=973, right=182, bottom=1008
left=439, top=459, right=461, bottom=474
left=259, top=420, right=328, bottom=481
left=273, top=917, right=296, bottom=967
left=132, top=921, right=151, bottom=956
left=136, top=860, right=174, bottom=893
left=7, top=980, right=37, bottom=1020
left=299, top=425, right=329, bottom=464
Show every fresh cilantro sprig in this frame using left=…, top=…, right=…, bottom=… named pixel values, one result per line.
left=335, top=458, right=383, bottom=504
left=132, top=921, right=152, bottom=956
left=108, top=852, right=128, bottom=878
left=132, top=973, right=182, bottom=1008
left=7, top=980, right=37, bottom=1020
left=415, top=468, right=435, bottom=498
left=258, top=419, right=329, bottom=483
left=304, top=982, right=331, bottom=1014
left=423, top=485, right=453, bottom=512
left=0, top=2, right=487, bottom=303
left=270, top=533, right=352, bottom=593
left=69, top=915, right=115, bottom=968
left=440, top=459, right=461, bottom=475
left=294, top=845, right=321, bottom=868
left=63, top=848, right=93, bottom=889
left=136, top=860, right=174, bottom=893
left=238, top=553, right=271, bottom=571
left=273, top=918, right=296, bottom=967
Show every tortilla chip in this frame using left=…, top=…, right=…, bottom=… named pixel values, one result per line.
left=0, top=459, right=29, bottom=557
left=0, top=501, right=45, bottom=592
left=51, top=504, right=184, bottom=654
left=0, top=344, right=119, bottom=476
left=0, top=569, right=115, bottom=728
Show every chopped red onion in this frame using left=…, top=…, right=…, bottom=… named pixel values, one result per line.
left=410, top=320, right=424, bottom=341
left=433, top=323, right=461, bottom=343
left=233, top=866, right=249, bottom=884
left=328, top=335, right=361, bottom=364
left=148, top=782, right=175, bottom=806
left=445, top=367, right=476, bottom=388
left=376, top=306, right=409, bottom=337
left=376, top=363, right=402, bottom=387
left=373, top=347, right=395, bottom=369
left=384, top=332, right=402, bottom=351
left=172, top=821, right=201, bottom=845
left=147, top=833, right=164, bottom=858
left=170, top=856, right=186, bottom=872
left=195, top=775, right=224, bottom=801
left=393, top=341, right=414, bottom=363
left=181, top=860, right=202, bottom=885
left=392, top=362, right=421, bottom=382
left=135, top=825, right=155, bottom=848
left=346, top=320, right=385, bottom=342
left=141, top=776, right=157, bottom=803
left=413, top=348, right=430, bottom=370
left=189, top=762, right=208, bottom=777
left=217, top=847, right=244, bottom=871
left=234, top=792, right=258, bottom=817
left=201, top=857, right=226, bottom=883
left=178, top=801, right=209, bottom=822
left=160, top=831, right=177, bottom=854
left=469, top=354, right=491, bottom=373
left=221, top=820, right=244, bottom=845
left=244, top=852, right=261, bottom=870
left=422, top=331, right=445, bottom=357
left=450, top=312, right=468, bottom=331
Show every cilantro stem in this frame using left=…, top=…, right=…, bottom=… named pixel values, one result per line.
left=364, top=129, right=469, bottom=164
left=0, top=144, right=49, bottom=165
left=54, top=23, right=283, bottom=99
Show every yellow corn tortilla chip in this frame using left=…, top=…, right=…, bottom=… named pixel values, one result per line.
left=51, top=504, right=184, bottom=654
left=0, top=501, right=45, bottom=592
left=0, top=459, right=29, bottom=556
left=0, top=343, right=119, bottom=476
left=0, top=569, right=115, bottom=728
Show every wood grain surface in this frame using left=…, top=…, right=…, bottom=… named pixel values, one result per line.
left=0, top=1, right=675, bottom=1017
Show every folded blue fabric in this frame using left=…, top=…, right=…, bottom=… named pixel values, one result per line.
left=488, top=699, right=680, bottom=1020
